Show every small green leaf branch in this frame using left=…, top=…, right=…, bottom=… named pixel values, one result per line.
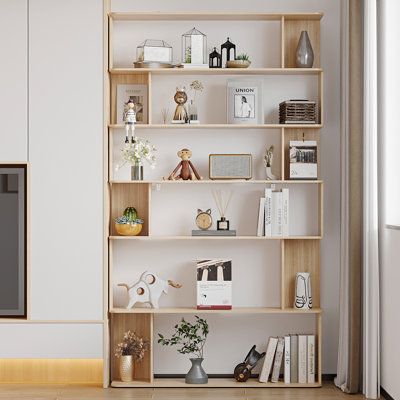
left=158, top=316, right=209, bottom=359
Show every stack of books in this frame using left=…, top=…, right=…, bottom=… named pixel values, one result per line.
left=259, top=334, right=315, bottom=384
left=257, top=188, right=289, bottom=237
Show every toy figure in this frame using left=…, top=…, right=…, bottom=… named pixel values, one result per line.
left=123, top=97, right=136, bottom=143
left=165, top=148, right=203, bottom=181
left=172, top=87, right=188, bottom=123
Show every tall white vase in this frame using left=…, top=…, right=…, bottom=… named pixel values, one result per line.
left=294, top=272, right=312, bottom=309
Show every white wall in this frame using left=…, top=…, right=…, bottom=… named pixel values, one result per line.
left=112, top=0, right=341, bottom=374
left=0, top=0, right=28, bottom=161
left=0, top=0, right=341, bottom=374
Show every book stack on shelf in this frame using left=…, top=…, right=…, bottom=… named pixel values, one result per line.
left=259, top=334, right=315, bottom=384
left=257, top=188, right=289, bottom=237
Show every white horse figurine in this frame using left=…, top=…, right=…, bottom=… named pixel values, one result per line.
left=118, top=271, right=182, bottom=309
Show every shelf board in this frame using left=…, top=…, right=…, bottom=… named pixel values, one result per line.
left=109, top=235, right=322, bottom=240
left=109, top=179, right=323, bottom=185
left=111, top=378, right=321, bottom=388
left=110, top=307, right=322, bottom=315
left=108, top=123, right=323, bottom=130
left=109, top=12, right=323, bottom=22
left=109, top=67, right=322, bottom=76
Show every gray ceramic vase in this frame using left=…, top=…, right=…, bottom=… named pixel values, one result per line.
left=296, top=31, right=314, bottom=68
left=185, top=358, right=208, bottom=384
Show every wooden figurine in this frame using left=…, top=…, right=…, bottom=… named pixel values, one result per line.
left=165, top=148, right=203, bottom=180
left=118, top=271, right=182, bottom=309
left=172, top=87, right=188, bottom=124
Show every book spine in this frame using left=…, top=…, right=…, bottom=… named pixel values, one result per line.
left=259, top=337, right=278, bottom=383
left=272, top=191, right=283, bottom=236
left=282, top=188, right=289, bottom=237
left=298, top=335, right=307, bottom=384
left=284, top=335, right=291, bottom=383
left=271, top=337, right=285, bottom=383
left=307, top=335, right=315, bottom=383
left=290, top=334, right=298, bottom=383
left=264, top=189, right=272, bottom=236
left=257, top=198, right=266, bottom=236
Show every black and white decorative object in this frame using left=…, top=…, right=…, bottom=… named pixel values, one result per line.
left=234, top=345, right=266, bottom=382
left=294, top=272, right=312, bottom=310
left=209, top=47, right=222, bottom=68
left=117, top=84, right=148, bottom=124
left=279, top=100, right=316, bottom=124
left=289, top=140, right=318, bottom=179
left=227, top=79, right=263, bottom=124
left=197, top=259, right=232, bottom=310
left=212, top=189, right=233, bottom=230
left=221, top=37, right=236, bottom=66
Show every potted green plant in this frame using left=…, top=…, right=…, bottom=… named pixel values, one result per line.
left=158, top=316, right=209, bottom=384
left=227, top=53, right=251, bottom=68
left=115, top=207, right=144, bottom=236
left=115, top=331, right=149, bottom=382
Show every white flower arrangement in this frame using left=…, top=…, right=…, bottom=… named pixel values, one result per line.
left=117, top=137, right=157, bottom=169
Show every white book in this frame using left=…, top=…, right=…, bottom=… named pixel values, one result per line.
left=257, top=198, right=266, bottom=236
left=259, top=337, right=278, bottom=383
left=282, top=188, right=289, bottom=237
left=307, top=335, right=315, bottom=383
left=264, top=188, right=272, bottom=236
left=271, top=337, right=285, bottom=383
left=284, top=335, right=291, bottom=383
left=298, top=335, right=307, bottom=384
left=271, top=191, right=283, bottom=236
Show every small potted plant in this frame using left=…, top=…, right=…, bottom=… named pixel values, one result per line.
left=115, top=330, right=149, bottom=382
left=158, top=316, right=209, bottom=384
left=227, top=53, right=251, bottom=68
left=118, top=137, right=157, bottom=180
left=115, top=207, right=143, bottom=236
left=188, top=80, right=204, bottom=124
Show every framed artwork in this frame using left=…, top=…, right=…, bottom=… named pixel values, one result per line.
left=227, top=79, right=263, bottom=124
left=116, top=84, right=148, bottom=124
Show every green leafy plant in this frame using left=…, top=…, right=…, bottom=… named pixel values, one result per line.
left=235, top=53, right=251, bottom=62
left=158, top=316, right=209, bottom=359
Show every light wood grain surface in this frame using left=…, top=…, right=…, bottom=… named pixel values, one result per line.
left=0, top=382, right=366, bottom=399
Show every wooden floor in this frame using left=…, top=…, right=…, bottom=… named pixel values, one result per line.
left=0, top=382, right=368, bottom=399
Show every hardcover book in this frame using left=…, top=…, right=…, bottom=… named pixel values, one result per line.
left=284, top=335, right=291, bottom=383
left=271, top=337, right=285, bottom=383
left=259, top=337, right=278, bottom=383
left=196, top=259, right=232, bottom=309
left=227, top=79, right=264, bottom=124
left=307, top=335, right=315, bottom=383
left=298, top=334, right=307, bottom=384
left=290, top=334, right=298, bottom=383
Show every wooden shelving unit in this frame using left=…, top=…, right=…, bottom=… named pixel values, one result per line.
left=104, top=8, right=323, bottom=389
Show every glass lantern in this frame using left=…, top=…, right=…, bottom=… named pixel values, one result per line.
left=181, top=28, right=207, bottom=65
left=136, top=39, right=173, bottom=64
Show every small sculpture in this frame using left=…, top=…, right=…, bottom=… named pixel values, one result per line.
left=172, top=87, right=188, bottom=124
left=209, top=47, right=222, bottom=68
left=234, top=345, right=266, bottom=382
left=264, top=145, right=277, bottom=180
left=118, top=271, right=182, bottom=309
left=165, top=148, right=203, bottom=181
left=123, top=98, right=136, bottom=143
left=294, top=272, right=312, bottom=309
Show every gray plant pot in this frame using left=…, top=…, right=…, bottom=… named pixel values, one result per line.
left=185, top=358, right=208, bottom=384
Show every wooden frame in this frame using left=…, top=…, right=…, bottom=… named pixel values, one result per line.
left=104, top=9, right=324, bottom=389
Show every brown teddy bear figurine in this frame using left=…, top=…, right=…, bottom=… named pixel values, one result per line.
left=165, top=148, right=203, bottom=180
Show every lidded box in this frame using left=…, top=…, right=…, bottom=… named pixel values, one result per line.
left=136, top=39, right=173, bottom=63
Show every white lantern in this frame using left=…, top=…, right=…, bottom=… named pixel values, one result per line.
left=182, top=28, right=207, bottom=66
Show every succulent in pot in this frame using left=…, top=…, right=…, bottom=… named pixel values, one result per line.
left=115, top=207, right=144, bottom=236
left=226, top=53, right=251, bottom=68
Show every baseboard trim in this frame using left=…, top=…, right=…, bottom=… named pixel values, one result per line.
left=381, top=387, right=395, bottom=400
left=0, top=359, right=103, bottom=384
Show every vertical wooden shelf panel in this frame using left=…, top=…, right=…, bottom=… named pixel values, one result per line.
left=283, top=19, right=320, bottom=68
left=110, top=183, right=150, bottom=236
left=282, top=239, right=320, bottom=309
left=110, top=313, right=153, bottom=383
left=110, top=73, right=149, bottom=125
left=283, top=128, right=320, bottom=180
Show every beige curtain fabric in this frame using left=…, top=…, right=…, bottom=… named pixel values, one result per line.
left=335, top=0, right=363, bottom=394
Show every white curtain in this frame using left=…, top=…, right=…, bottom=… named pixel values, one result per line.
left=363, top=0, right=380, bottom=398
